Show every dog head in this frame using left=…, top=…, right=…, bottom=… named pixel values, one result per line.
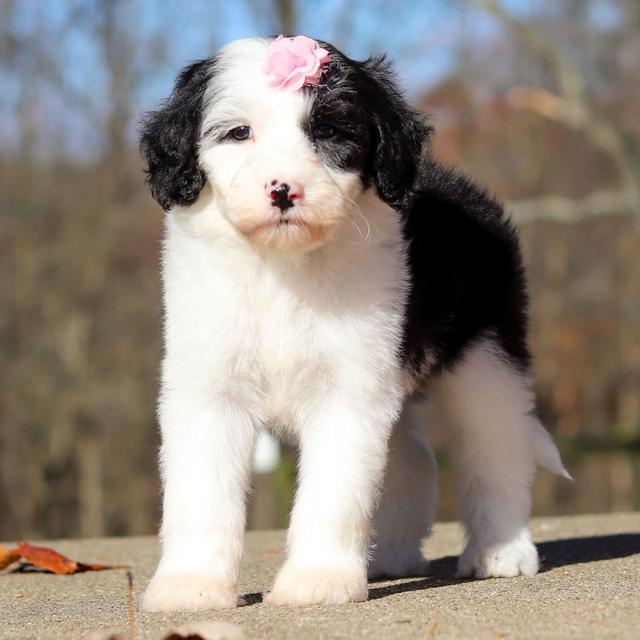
left=140, top=37, right=431, bottom=251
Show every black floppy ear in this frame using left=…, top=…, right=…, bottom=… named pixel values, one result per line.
left=361, top=56, right=432, bottom=209
left=139, top=58, right=214, bottom=211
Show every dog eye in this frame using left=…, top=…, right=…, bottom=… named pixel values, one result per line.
left=313, top=123, right=336, bottom=140
left=229, top=125, right=253, bottom=141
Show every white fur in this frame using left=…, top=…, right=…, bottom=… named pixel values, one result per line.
left=428, top=339, right=570, bottom=578
left=144, top=202, right=408, bottom=610
left=199, top=38, right=363, bottom=252
left=143, top=38, right=408, bottom=611
left=368, top=401, right=437, bottom=579
left=143, top=37, right=567, bottom=611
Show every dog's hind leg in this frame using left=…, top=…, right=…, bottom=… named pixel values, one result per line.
left=368, top=401, right=437, bottom=579
left=428, top=338, right=570, bottom=579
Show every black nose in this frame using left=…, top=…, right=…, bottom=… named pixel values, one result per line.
left=270, top=183, right=294, bottom=213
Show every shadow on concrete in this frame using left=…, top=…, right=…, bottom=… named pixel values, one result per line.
left=536, top=533, right=640, bottom=569
left=367, top=532, right=640, bottom=601
left=238, top=534, right=640, bottom=605
left=240, top=592, right=264, bottom=606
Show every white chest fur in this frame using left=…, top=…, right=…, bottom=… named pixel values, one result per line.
left=160, top=197, right=408, bottom=437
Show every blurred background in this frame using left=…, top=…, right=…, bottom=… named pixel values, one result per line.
left=1, top=0, right=638, bottom=541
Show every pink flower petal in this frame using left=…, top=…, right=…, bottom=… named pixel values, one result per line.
left=305, top=68, right=323, bottom=85
left=269, top=51, right=299, bottom=76
left=288, top=35, right=313, bottom=49
left=265, top=34, right=330, bottom=91
left=315, top=48, right=330, bottom=64
left=289, top=39, right=314, bottom=57
left=268, top=75, right=286, bottom=88
left=299, top=56, right=320, bottom=75
left=285, top=72, right=307, bottom=91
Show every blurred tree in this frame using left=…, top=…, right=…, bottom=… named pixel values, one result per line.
left=246, top=0, right=298, bottom=34
left=463, top=0, right=640, bottom=223
left=0, top=0, right=637, bottom=541
left=423, top=0, right=640, bottom=445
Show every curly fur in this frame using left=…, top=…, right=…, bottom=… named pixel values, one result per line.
left=138, top=36, right=569, bottom=612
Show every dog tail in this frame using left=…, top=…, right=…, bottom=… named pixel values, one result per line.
left=531, top=418, right=573, bottom=480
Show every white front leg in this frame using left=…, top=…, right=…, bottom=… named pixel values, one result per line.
left=142, top=389, right=255, bottom=611
left=266, top=396, right=395, bottom=606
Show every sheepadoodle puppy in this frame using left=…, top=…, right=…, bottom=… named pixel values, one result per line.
left=140, top=35, right=570, bottom=611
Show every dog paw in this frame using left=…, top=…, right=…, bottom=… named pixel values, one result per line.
left=142, top=573, right=238, bottom=612
left=457, top=535, right=539, bottom=579
left=265, top=565, right=368, bottom=606
left=368, top=548, right=429, bottom=579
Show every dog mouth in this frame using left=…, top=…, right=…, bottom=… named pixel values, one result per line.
left=238, top=214, right=333, bottom=250
left=278, top=217, right=305, bottom=227
left=251, top=217, right=318, bottom=232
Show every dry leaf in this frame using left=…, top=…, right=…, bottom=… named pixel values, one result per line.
left=16, top=541, right=78, bottom=574
left=0, top=545, right=21, bottom=570
left=1, top=541, right=128, bottom=575
left=75, top=559, right=129, bottom=573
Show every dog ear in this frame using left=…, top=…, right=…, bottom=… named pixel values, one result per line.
left=139, top=59, right=213, bottom=211
left=361, top=56, right=432, bottom=210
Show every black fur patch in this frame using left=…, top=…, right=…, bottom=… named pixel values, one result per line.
left=305, top=45, right=433, bottom=210
left=139, top=58, right=215, bottom=211
left=400, top=160, right=530, bottom=380
left=138, top=39, right=531, bottom=383
left=358, top=56, right=432, bottom=210
left=302, top=60, right=371, bottom=177
left=304, top=47, right=530, bottom=380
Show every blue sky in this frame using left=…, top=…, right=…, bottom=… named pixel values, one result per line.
left=0, top=0, right=621, bottom=160
left=0, top=1, right=504, bottom=158
left=133, top=0, right=472, bottom=106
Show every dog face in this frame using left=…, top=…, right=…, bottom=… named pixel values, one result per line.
left=140, top=37, right=430, bottom=251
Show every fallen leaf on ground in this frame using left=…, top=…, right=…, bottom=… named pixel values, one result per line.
left=0, top=541, right=129, bottom=574
left=17, top=542, right=78, bottom=574
left=0, top=545, right=21, bottom=570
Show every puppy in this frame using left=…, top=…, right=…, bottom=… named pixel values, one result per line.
left=140, top=36, right=569, bottom=611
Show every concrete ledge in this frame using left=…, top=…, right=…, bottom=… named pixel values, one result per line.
left=2, top=513, right=639, bottom=639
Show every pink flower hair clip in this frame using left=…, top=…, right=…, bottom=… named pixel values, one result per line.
left=265, top=35, right=330, bottom=91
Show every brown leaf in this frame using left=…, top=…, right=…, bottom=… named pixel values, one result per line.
left=16, top=541, right=78, bottom=574
left=13, top=541, right=129, bottom=574
left=0, top=545, right=21, bottom=570
left=75, top=560, right=129, bottom=573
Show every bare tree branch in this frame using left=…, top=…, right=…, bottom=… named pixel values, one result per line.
left=507, top=86, right=640, bottom=203
left=462, top=0, right=640, bottom=217
left=463, top=0, right=587, bottom=104
left=509, top=189, right=638, bottom=225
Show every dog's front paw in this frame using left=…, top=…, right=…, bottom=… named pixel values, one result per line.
left=265, top=564, right=368, bottom=606
left=457, top=534, right=539, bottom=579
left=142, top=573, right=238, bottom=612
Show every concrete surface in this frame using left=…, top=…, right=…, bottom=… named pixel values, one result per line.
left=1, top=513, right=639, bottom=639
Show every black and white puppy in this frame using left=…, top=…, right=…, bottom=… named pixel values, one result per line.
left=140, top=36, right=569, bottom=611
